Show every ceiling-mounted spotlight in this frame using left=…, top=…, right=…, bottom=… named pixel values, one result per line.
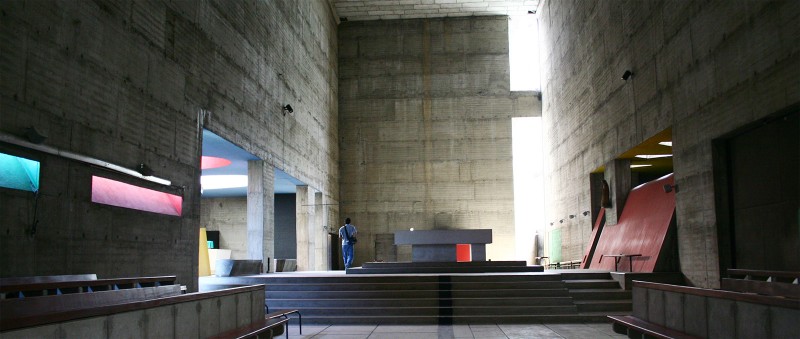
left=583, top=211, right=590, bottom=216
left=282, top=104, right=293, bottom=116
left=24, top=127, right=47, bottom=144
left=621, top=70, right=633, bottom=81
left=569, top=215, right=575, bottom=219
left=527, top=10, right=535, bottom=14
left=559, top=219, right=564, bottom=223
left=136, top=163, right=154, bottom=177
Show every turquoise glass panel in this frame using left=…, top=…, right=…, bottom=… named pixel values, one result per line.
left=0, top=152, right=40, bottom=192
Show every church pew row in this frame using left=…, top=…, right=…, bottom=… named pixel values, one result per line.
left=0, top=275, right=178, bottom=299
left=609, top=280, right=800, bottom=338
left=721, top=269, right=799, bottom=299
left=1, top=284, right=182, bottom=319
left=0, top=284, right=286, bottom=338
left=0, top=274, right=98, bottom=285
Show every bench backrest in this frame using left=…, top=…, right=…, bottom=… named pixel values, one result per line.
left=721, top=269, right=800, bottom=299
left=1, top=284, right=182, bottom=319
left=632, top=281, right=800, bottom=339
left=1, top=285, right=266, bottom=338
left=0, top=276, right=177, bottom=298
left=0, top=274, right=98, bottom=286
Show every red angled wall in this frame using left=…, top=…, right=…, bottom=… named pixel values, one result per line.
left=588, top=174, right=676, bottom=272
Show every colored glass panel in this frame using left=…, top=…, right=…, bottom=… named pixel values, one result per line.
left=91, top=176, right=182, bottom=216
left=0, top=152, right=40, bottom=192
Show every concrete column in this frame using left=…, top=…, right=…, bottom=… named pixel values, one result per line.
left=295, top=186, right=310, bottom=270
left=247, top=161, right=275, bottom=271
left=313, top=192, right=324, bottom=270
left=605, top=159, right=632, bottom=226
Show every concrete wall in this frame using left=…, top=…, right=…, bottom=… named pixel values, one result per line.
left=0, top=0, right=338, bottom=289
left=338, top=16, right=540, bottom=265
left=200, top=198, right=248, bottom=259
left=538, top=0, right=799, bottom=287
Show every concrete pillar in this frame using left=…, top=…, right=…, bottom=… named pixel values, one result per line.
left=295, top=186, right=310, bottom=270
left=313, top=192, right=324, bottom=270
left=605, top=159, right=632, bottom=226
left=247, top=161, right=275, bottom=271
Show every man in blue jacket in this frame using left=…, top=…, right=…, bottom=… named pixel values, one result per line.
left=338, top=218, right=358, bottom=269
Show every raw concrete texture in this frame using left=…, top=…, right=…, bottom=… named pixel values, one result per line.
left=538, top=0, right=800, bottom=287
left=0, top=0, right=339, bottom=289
left=201, top=198, right=248, bottom=260
left=338, top=16, right=540, bottom=266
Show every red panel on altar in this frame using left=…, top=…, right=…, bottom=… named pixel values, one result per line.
left=456, top=244, right=471, bottom=262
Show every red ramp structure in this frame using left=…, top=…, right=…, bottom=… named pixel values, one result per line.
left=588, top=174, right=678, bottom=272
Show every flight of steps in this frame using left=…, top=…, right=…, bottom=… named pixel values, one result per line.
left=201, top=272, right=631, bottom=324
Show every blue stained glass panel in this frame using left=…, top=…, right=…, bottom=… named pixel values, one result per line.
left=0, top=152, right=40, bottom=192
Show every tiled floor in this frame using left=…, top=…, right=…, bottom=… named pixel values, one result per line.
left=286, top=323, right=626, bottom=338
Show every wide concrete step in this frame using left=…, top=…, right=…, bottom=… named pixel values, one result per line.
left=266, top=289, right=571, bottom=299
left=290, top=314, right=616, bottom=325
left=273, top=305, right=578, bottom=317
left=574, top=300, right=632, bottom=313
left=267, top=297, right=574, bottom=308
left=264, top=280, right=566, bottom=291
left=559, top=272, right=613, bottom=280
left=346, top=266, right=542, bottom=274
left=568, top=289, right=632, bottom=300
left=563, top=279, right=622, bottom=289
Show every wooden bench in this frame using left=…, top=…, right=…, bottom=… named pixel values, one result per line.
left=1, top=285, right=269, bottom=337
left=610, top=280, right=800, bottom=338
left=1, top=284, right=182, bottom=319
left=721, top=269, right=799, bottom=299
left=0, top=274, right=98, bottom=285
left=0, top=275, right=177, bottom=299
left=608, top=315, right=700, bottom=339
left=209, top=317, right=288, bottom=339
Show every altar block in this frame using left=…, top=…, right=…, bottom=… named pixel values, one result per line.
left=394, top=229, right=492, bottom=262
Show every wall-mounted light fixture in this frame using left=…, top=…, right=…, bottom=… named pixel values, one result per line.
left=282, top=104, right=293, bottom=116
left=136, top=163, right=154, bottom=177
left=663, top=184, right=678, bottom=193
left=24, top=127, right=48, bottom=144
left=621, top=70, right=633, bottom=81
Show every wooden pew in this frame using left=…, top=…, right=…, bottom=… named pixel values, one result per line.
left=0, top=275, right=177, bottom=299
left=1, top=284, right=281, bottom=338
left=609, top=281, right=800, bottom=338
left=1, top=284, right=182, bottom=319
left=0, top=274, right=98, bottom=285
left=721, top=269, right=799, bottom=299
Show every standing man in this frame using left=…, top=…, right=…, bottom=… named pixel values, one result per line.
left=339, top=217, right=357, bottom=269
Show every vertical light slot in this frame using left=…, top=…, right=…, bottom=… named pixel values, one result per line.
left=512, top=117, right=544, bottom=264
left=509, top=15, right=540, bottom=91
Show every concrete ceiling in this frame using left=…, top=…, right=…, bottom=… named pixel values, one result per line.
left=332, top=0, right=541, bottom=22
